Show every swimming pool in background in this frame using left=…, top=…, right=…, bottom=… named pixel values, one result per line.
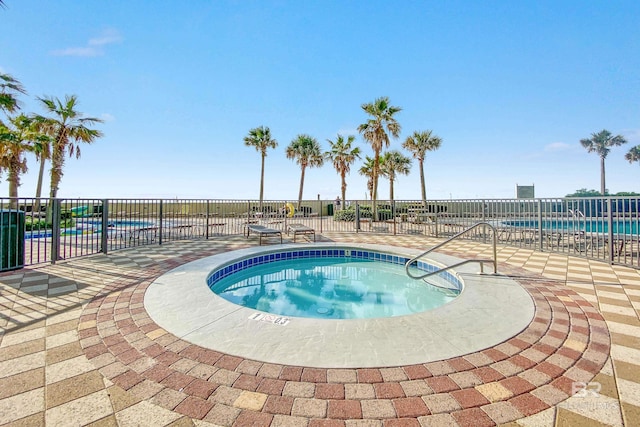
left=25, top=227, right=98, bottom=239
left=208, top=248, right=461, bottom=320
left=502, top=219, right=638, bottom=235
left=78, top=219, right=155, bottom=229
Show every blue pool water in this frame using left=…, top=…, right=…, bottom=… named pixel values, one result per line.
left=502, top=219, right=638, bottom=235
left=78, top=219, right=155, bottom=229
left=25, top=228, right=91, bottom=238
left=208, top=251, right=460, bottom=320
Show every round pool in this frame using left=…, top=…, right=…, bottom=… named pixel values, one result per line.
left=144, top=243, right=535, bottom=367
left=208, top=248, right=461, bottom=319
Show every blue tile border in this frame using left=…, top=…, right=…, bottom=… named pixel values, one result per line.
left=206, top=248, right=462, bottom=291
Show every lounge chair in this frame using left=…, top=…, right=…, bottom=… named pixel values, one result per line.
left=287, top=223, right=316, bottom=242
left=120, top=226, right=158, bottom=244
left=245, top=224, right=283, bottom=245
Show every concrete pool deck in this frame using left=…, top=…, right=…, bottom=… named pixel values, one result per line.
left=0, top=232, right=639, bottom=426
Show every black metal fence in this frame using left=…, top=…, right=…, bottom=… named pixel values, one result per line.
left=1, top=196, right=638, bottom=270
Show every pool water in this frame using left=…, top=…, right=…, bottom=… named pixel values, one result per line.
left=209, top=257, right=459, bottom=319
left=78, top=219, right=155, bottom=229
left=26, top=228, right=93, bottom=238
left=502, top=219, right=638, bottom=235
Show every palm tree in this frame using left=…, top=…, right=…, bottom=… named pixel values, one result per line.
left=35, top=95, right=103, bottom=202
left=243, top=126, right=277, bottom=209
left=402, top=130, right=442, bottom=205
left=358, top=96, right=401, bottom=220
left=580, top=129, right=628, bottom=195
left=286, top=134, right=324, bottom=209
left=358, top=156, right=376, bottom=201
left=0, top=115, right=37, bottom=207
left=0, top=73, right=25, bottom=116
left=379, top=150, right=412, bottom=204
left=625, top=145, right=640, bottom=167
left=0, top=73, right=26, bottom=192
left=325, top=134, right=361, bottom=210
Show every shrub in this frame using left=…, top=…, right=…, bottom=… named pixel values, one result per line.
left=377, top=209, right=393, bottom=220
left=334, top=210, right=355, bottom=221
left=394, top=204, right=409, bottom=214
left=25, top=218, right=46, bottom=231
left=333, top=205, right=374, bottom=221
left=24, top=217, right=74, bottom=231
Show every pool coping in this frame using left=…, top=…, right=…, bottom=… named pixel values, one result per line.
left=144, top=243, right=535, bottom=368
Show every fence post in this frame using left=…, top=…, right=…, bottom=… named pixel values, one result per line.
left=537, top=199, right=543, bottom=252
left=392, top=200, right=396, bottom=235
left=101, top=199, right=109, bottom=254
left=355, top=202, right=361, bottom=232
left=205, top=200, right=210, bottom=239
left=320, top=200, right=323, bottom=233
left=158, top=200, right=163, bottom=245
left=481, top=199, right=487, bottom=244
left=51, top=199, right=61, bottom=264
left=607, top=198, right=614, bottom=263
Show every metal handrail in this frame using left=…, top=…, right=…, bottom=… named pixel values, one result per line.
left=405, top=222, right=498, bottom=280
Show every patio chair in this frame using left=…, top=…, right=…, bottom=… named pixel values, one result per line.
left=287, top=223, right=316, bottom=242
left=245, top=224, right=283, bottom=245
left=168, top=224, right=194, bottom=239
left=120, top=226, right=158, bottom=244
left=573, top=231, right=599, bottom=252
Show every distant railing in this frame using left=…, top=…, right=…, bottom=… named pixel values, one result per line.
left=0, top=196, right=638, bottom=270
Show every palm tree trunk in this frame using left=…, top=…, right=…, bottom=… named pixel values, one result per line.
left=47, top=145, right=64, bottom=223
left=8, top=167, right=18, bottom=209
left=48, top=134, right=67, bottom=200
left=49, top=157, right=62, bottom=199
left=372, top=150, right=380, bottom=220
left=259, top=153, right=265, bottom=210
left=341, top=172, right=347, bottom=211
left=389, top=176, right=394, bottom=203
left=34, top=156, right=46, bottom=213
left=600, top=156, right=606, bottom=195
left=419, top=159, right=426, bottom=206
left=297, top=165, right=306, bottom=210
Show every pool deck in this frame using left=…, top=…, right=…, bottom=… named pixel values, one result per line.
left=1, top=232, right=639, bottom=426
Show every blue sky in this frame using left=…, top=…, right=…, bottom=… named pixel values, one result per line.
left=1, top=1, right=639, bottom=201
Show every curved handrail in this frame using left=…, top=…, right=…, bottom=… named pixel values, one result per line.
left=405, top=222, right=498, bottom=280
